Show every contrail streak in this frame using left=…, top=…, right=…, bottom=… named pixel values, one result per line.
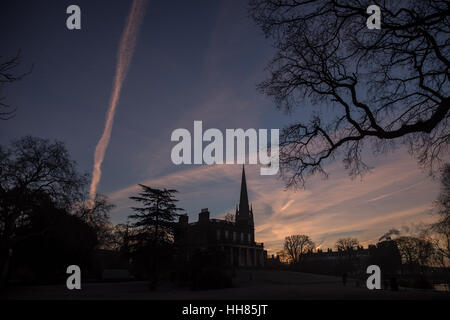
left=89, top=0, right=149, bottom=205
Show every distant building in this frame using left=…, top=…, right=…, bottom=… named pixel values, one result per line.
left=301, top=240, right=402, bottom=275
left=174, top=167, right=266, bottom=268
left=303, top=246, right=372, bottom=264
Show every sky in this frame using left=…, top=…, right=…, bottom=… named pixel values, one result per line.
left=0, top=0, right=444, bottom=254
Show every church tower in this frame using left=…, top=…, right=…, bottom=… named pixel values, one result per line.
left=235, top=166, right=254, bottom=227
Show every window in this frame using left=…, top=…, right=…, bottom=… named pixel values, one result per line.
left=225, top=230, right=229, bottom=239
left=216, top=229, right=221, bottom=240
left=240, top=232, right=244, bottom=242
left=248, top=233, right=251, bottom=242
left=233, top=232, right=237, bottom=242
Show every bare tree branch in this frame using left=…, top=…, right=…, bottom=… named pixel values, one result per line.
left=0, top=51, right=32, bottom=120
left=250, top=0, right=450, bottom=187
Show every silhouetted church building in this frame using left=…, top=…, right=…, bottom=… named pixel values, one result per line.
left=175, top=167, right=266, bottom=268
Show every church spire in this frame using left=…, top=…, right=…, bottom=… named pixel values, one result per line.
left=239, top=165, right=249, bottom=214
left=236, top=165, right=253, bottom=226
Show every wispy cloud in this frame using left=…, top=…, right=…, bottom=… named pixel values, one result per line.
left=280, top=199, right=295, bottom=212
left=107, top=147, right=440, bottom=254
left=367, top=179, right=426, bottom=203
left=90, top=0, right=149, bottom=204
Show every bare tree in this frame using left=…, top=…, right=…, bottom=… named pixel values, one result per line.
left=335, top=237, right=360, bottom=269
left=224, top=212, right=235, bottom=223
left=108, top=223, right=133, bottom=252
left=284, top=234, right=315, bottom=263
left=0, top=136, right=87, bottom=286
left=250, top=0, right=449, bottom=186
left=395, top=236, right=436, bottom=272
left=0, top=136, right=87, bottom=207
left=335, top=237, right=360, bottom=252
left=431, top=163, right=450, bottom=260
left=0, top=52, right=32, bottom=120
left=276, top=249, right=292, bottom=263
left=74, top=193, right=116, bottom=249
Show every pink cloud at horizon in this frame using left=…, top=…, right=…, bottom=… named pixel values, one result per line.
left=106, top=147, right=443, bottom=255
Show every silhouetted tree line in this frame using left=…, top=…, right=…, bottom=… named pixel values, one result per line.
left=0, top=136, right=115, bottom=288
left=0, top=132, right=235, bottom=292
left=1, top=137, right=448, bottom=291
left=268, top=163, right=450, bottom=289
left=431, top=164, right=450, bottom=262
left=272, top=227, right=448, bottom=289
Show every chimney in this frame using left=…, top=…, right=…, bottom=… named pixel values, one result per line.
left=199, top=208, right=210, bottom=223
left=179, top=214, right=188, bottom=224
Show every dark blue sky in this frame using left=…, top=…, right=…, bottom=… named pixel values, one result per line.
left=0, top=0, right=287, bottom=189
left=1, top=0, right=440, bottom=253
